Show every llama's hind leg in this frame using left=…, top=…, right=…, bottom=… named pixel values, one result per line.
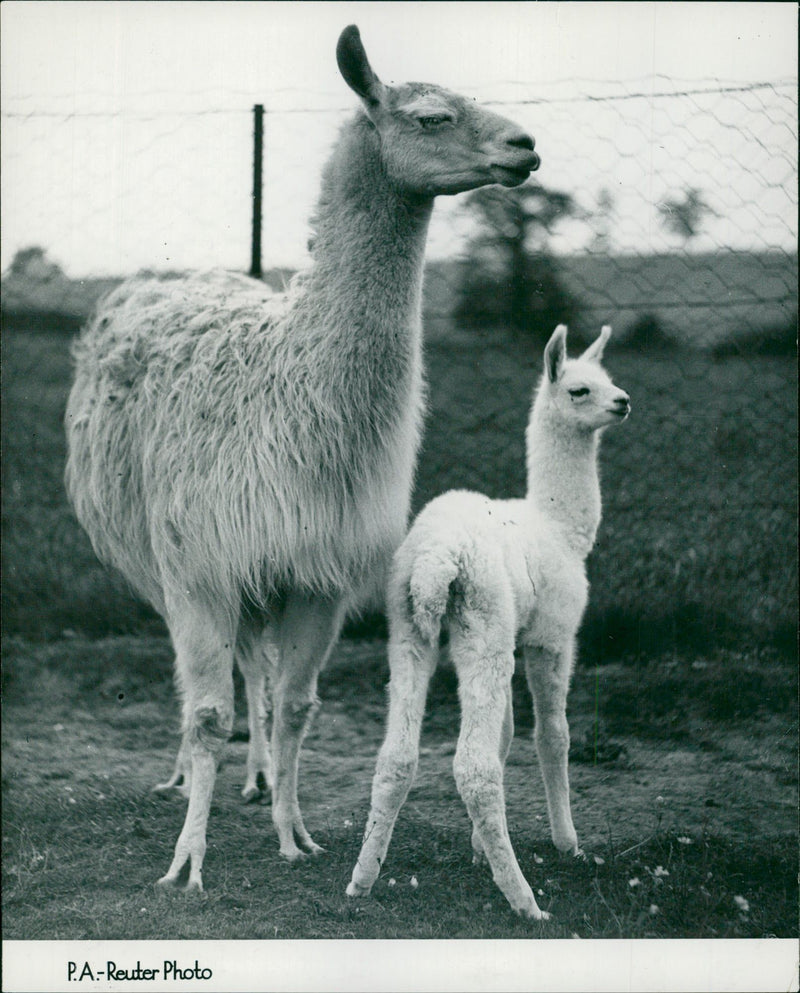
left=347, top=616, right=438, bottom=898
left=156, top=596, right=236, bottom=893
left=270, top=592, right=344, bottom=861
left=241, top=666, right=272, bottom=801
left=153, top=659, right=193, bottom=797
left=451, top=622, right=547, bottom=920
left=235, top=623, right=276, bottom=802
left=153, top=734, right=192, bottom=798
left=471, top=684, right=513, bottom=866
left=524, top=643, right=580, bottom=856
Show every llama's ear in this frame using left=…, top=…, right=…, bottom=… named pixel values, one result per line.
left=544, top=324, right=567, bottom=383
left=337, top=25, right=385, bottom=109
left=582, top=325, right=612, bottom=363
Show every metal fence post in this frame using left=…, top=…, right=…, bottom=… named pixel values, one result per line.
left=249, top=103, right=264, bottom=278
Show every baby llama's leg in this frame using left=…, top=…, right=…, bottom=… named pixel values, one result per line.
left=156, top=595, right=236, bottom=893
left=524, top=642, right=580, bottom=856
left=270, top=592, right=344, bottom=861
left=347, top=612, right=438, bottom=897
left=471, top=684, right=513, bottom=866
left=235, top=622, right=276, bottom=802
left=451, top=616, right=547, bottom=920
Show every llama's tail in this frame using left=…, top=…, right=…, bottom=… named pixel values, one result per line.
left=406, top=547, right=461, bottom=646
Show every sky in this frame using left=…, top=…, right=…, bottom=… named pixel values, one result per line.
left=1, top=1, right=797, bottom=275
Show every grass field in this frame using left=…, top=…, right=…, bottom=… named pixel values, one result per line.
left=1, top=322, right=797, bottom=943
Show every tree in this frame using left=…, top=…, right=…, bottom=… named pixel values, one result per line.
left=7, top=246, right=64, bottom=281
left=589, top=187, right=616, bottom=253
left=454, top=182, right=584, bottom=345
left=657, top=187, right=718, bottom=244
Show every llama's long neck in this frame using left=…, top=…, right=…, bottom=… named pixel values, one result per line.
left=525, top=397, right=603, bottom=559
left=286, top=113, right=433, bottom=432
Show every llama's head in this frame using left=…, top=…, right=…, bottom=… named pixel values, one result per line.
left=336, top=25, right=540, bottom=198
left=538, top=324, right=631, bottom=432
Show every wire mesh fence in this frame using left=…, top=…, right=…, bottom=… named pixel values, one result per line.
left=1, top=77, right=797, bottom=646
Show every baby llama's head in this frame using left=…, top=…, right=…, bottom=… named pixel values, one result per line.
left=537, top=324, right=631, bottom=433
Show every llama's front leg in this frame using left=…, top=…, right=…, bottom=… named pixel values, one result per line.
left=347, top=616, right=438, bottom=897
left=156, top=599, right=235, bottom=893
left=271, top=592, right=343, bottom=861
left=471, top=683, right=513, bottom=866
left=524, top=643, right=580, bottom=856
left=452, top=626, right=547, bottom=921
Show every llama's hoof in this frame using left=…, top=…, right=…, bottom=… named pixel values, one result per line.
left=152, top=780, right=190, bottom=800
left=512, top=896, right=551, bottom=921
left=279, top=838, right=325, bottom=862
left=512, top=901, right=551, bottom=921
left=155, top=875, right=206, bottom=898
left=242, top=770, right=271, bottom=803
left=345, top=879, right=371, bottom=898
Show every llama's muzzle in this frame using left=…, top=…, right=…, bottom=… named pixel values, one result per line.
left=611, top=393, right=631, bottom=418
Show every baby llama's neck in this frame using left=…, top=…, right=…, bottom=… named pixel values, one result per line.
left=525, top=404, right=603, bottom=559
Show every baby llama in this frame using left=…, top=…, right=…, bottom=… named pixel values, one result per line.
left=64, top=25, right=539, bottom=892
left=347, top=324, right=630, bottom=919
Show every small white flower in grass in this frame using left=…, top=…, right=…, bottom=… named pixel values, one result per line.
left=68, top=798, right=77, bottom=805
left=593, top=855, right=605, bottom=865
left=653, top=866, right=669, bottom=877
left=388, top=878, right=396, bottom=887
left=628, top=877, right=641, bottom=888
left=343, top=819, right=353, bottom=828
left=54, top=724, right=65, bottom=732
left=655, top=795, right=665, bottom=804
left=733, top=895, right=750, bottom=914
left=537, top=889, right=544, bottom=897
left=410, top=876, right=418, bottom=889
left=649, top=904, right=659, bottom=915
left=677, top=836, right=692, bottom=845
left=139, top=908, right=147, bottom=915
left=533, top=853, right=544, bottom=865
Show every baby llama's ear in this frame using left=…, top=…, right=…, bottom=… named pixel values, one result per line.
left=544, top=324, right=568, bottom=383
left=337, top=25, right=387, bottom=111
left=581, top=325, right=612, bottom=363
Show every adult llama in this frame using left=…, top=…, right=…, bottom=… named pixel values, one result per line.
left=65, top=24, right=540, bottom=892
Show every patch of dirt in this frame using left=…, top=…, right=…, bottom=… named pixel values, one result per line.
left=3, top=636, right=796, bottom=878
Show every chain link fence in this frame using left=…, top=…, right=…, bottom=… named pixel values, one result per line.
left=2, top=78, right=797, bottom=649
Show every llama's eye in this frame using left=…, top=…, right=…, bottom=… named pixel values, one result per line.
left=418, top=114, right=451, bottom=130
left=569, top=387, right=590, bottom=398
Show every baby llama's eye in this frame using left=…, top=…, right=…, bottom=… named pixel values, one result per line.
left=569, top=387, right=590, bottom=398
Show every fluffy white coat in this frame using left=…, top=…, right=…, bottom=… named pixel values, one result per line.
left=347, top=324, right=630, bottom=920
